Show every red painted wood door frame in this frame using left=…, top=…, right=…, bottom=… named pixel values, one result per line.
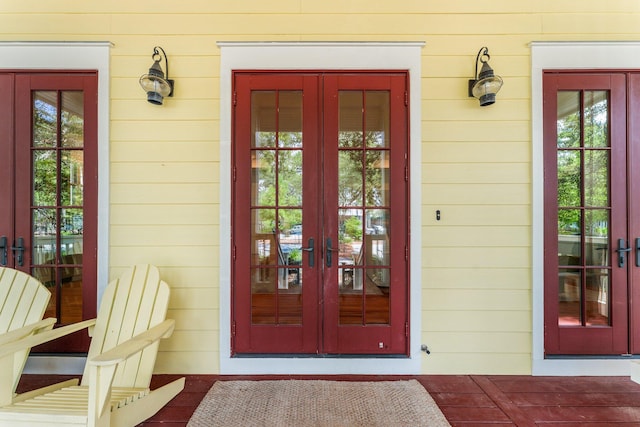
left=543, top=72, right=628, bottom=355
left=232, top=71, right=409, bottom=356
left=0, top=72, right=98, bottom=352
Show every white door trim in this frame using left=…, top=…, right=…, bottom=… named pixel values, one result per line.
left=531, top=41, right=640, bottom=376
left=218, top=41, right=424, bottom=374
left=0, top=41, right=111, bottom=374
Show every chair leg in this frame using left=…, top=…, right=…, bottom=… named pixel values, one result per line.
left=110, top=378, right=185, bottom=427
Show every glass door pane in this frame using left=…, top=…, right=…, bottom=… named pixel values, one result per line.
left=250, top=90, right=303, bottom=325
left=31, top=90, right=85, bottom=325
left=337, top=90, right=391, bottom=325
left=556, top=90, right=611, bottom=327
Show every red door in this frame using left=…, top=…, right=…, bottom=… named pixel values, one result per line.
left=0, top=72, right=98, bottom=352
left=544, top=72, right=633, bottom=355
left=232, top=72, right=409, bottom=355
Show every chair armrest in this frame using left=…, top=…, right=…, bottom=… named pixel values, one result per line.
left=0, top=318, right=56, bottom=346
left=0, top=318, right=96, bottom=359
left=90, top=319, right=176, bottom=367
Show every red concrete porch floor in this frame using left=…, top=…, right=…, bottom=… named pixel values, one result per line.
left=17, top=374, right=640, bottom=426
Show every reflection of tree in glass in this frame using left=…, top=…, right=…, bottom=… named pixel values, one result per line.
left=343, top=217, right=363, bottom=242
left=556, top=95, right=609, bottom=236
left=32, top=96, right=85, bottom=236
left=338, top=131, right=385, bottom=207
left=252, top=132, right=303, bottom=231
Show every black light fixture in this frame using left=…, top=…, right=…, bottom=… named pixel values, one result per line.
left=139, top=46, right=174, bottom=105
left=468, top=47, right=503, bottom=107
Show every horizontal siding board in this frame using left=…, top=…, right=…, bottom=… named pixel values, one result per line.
left=167, top=309, right=218, bottom=331
left=159, top=331, right=217, bottom=352
left=422, top=289, right=531, bottom=311
left=422, top=183, right=530, bottom=204
left=422, top=267, right=530, bottom=290
left=111, top=99, right=219, bottom=121
left=111, top=142, right=218, bottom=162
left=423, top=76, right=530, bottom=101
left=542, top=13, right=640, bottom=34
left=110, top=224, right=218, bottom=245
left=108, top=14, right=543, bottom=36
left=421, top=205, right=530, bottom=226
left=423, top=55, right=529, bottom=79
left=111, top=184, right=218, bottom=204
left=155, top=351, right=218, bottom=375
left=121, top=266, right=219, bottom=289
left=426, top=332, right=531, bottom=353
left=0, top=14, right=111, bottom=34
left=423, top=143, right=529, bottom=163
left=423, top=163, right=530, bottom=184
left=111, top=77, right=219, bottom=100
left=424, top=225, right=530, bottom=246
left=111, top=121, right=219, bottom=142
left=10, top=0, right=615, bottom=15
left=109, top=246, right=219, bottom=268
left=424, top=34, right=535, bottom=55
left=111, top=55, right=220, bottom=79
left=423, top=353, right=531, bottom=375
left=424, top=99, right=530, bottom=121
left=110, top=162, right=218, bottom=183
left=170, top=288, right=219, bottom=310
left=423, top=123, right=529, bottom=143
left=540, top=0, right=640, bottom=13
left=160, top=270, right=220, bottom=290
left=303, top=0, right=540, bottom=14
left=110, top=204, right=218, bottom=225
left=422, top=247, right=530, bottom=269
left=423, top=310, right=532, bottom=332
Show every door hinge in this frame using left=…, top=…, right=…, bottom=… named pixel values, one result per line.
left=405, top=166, right=408, bottom=182
left=232, top=321, right=236, bottom=337
left=233, top=91, right=237, bottom=106
left=233, top=165, right=237, bottom=182
left=233, top=245, right=237, bottom=261
left=405, top=322, right=409, bottom=337
left=405, top=246, right=408, bottom=261
left=404, top=91, right=408, bottom=106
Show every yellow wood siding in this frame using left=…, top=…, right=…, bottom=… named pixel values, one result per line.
left=1, top=0, right=639, bottom=374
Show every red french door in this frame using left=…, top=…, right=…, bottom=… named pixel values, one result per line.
left=543, top=71, right=640, bottom=355
left=232, top=72, right=409, bottom=355
left=0, top=72, right=98, bottom=352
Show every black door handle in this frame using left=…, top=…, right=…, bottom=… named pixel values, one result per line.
left=301, top=238, right=314, bottom=268
left=0, top=236, right=7, bottom=266
left=615, top=238, right=631, bottom=267
left=636, top=238, right=640, bottom=268
left=326, top=237, right=339, bottom=267
left=11, top=237, right=24, bottom=267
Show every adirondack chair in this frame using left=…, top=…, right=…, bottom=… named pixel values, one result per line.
left=0, top=264, right=185, bottom=427
left=0, top=267, right=55, bottom=396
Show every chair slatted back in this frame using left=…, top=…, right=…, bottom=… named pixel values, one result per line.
left=81, top=264, right=170, bottom=389
left=0, top=267, right=51, bottom=394
left=0, top=268, right=50, bottom=334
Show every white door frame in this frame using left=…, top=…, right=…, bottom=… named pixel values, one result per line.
left=218, top=41, right=424, bottom=374
left=531, top=41, right=640, bottom=375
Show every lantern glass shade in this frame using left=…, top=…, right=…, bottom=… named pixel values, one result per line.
left=471, top=76, right=503, bottom=106
left=470, top=54, right=503, bottom=106
left=139, top=49, right=174, bottom=105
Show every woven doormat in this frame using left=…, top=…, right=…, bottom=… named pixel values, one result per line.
left=187, top=379, right=450, bottom=427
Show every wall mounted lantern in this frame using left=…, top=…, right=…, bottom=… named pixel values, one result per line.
left=139, top=46, right=174, bottom=105
left=468, top=47, right=503, bottom=107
